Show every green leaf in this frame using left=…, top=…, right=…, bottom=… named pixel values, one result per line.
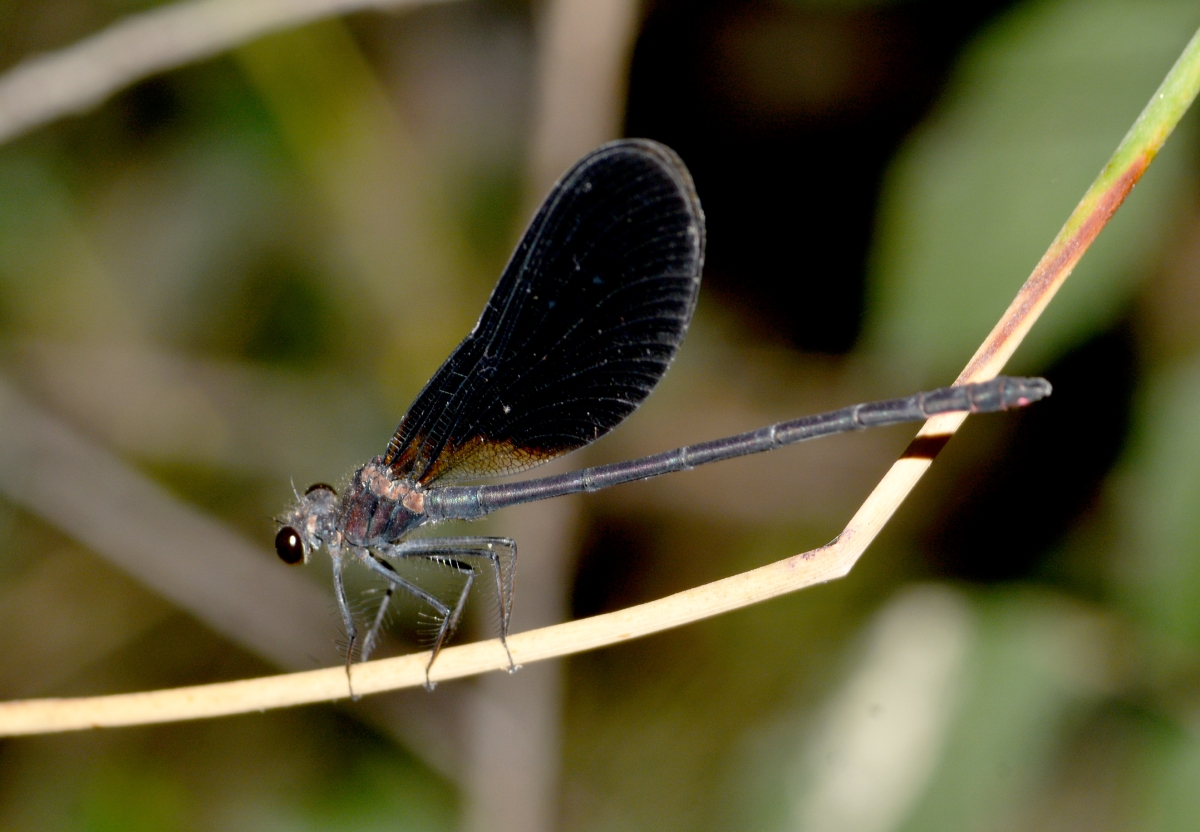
left=865, top=0, right=1200, bottom=383
left=1111, top=355, right=1200, bottom=645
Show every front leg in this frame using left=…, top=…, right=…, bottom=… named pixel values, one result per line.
left=329, top=551, right=357, bottom=689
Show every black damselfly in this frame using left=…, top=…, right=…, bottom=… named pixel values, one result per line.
left=275, top=139, right=1050, bottom=684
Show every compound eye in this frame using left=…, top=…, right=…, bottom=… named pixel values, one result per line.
left=275, top=527, right=305, bottom=564
left=305, top=483, right=337, bottom=496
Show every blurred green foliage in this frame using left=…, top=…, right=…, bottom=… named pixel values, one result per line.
left=0, top=0, right=1198, bottom=830
left=200, top=251, right=348, bottom=368
left=866, top=0, right=1200, bottom=383
left=1113, top=356, right=1200, bottom=646
left=77, top=764, right=191, bottom=832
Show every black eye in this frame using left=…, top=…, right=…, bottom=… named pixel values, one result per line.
left=305, top=482, right=336, bottom=496
left=275, top=527, right=305, bottom=564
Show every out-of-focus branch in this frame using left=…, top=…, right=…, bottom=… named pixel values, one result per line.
left=0, top=0, right=456, bottom=147
left=0, top=548, right=174, bottom=700
left=0, top=377, right=469, bottom=777
left=463, top=3, right=640, bottom=828
left=525, top=0, right=642, bottom=200
left=0, top=378, right=334, bottom=669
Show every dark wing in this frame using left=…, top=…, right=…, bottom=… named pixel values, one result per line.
left=383, top=139, right=705, bottom=485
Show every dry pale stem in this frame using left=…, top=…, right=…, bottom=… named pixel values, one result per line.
left=0, top=14, right=1197, bottom=738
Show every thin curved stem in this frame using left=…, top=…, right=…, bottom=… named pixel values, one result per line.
left=0, top=22, right=1197, bottom=739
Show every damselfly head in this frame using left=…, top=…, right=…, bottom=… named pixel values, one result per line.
left=274, top=484, right=340, bottom=564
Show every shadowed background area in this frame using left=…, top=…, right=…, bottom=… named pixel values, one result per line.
left=0, top=0, right=1199, bottom=830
